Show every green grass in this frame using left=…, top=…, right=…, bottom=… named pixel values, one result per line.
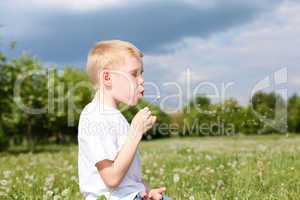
left=0, top=134, right=300, bottom=199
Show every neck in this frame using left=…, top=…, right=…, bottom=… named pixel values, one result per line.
left=93, top=87, right=118, bottom=109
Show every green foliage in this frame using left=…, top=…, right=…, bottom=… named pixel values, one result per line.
left=96, top=195, right=107, bottom=200
left=182, top=96, right=245, bottom=136
left=0, top=50, right=300, bottom=150
left=250, top=91, right=287, bottom=134
left=44, top=67, right=92, bottom=143
left=0, top=122, right=9, bottom=151
left=251, top=91, right=285, bottom=119
left=181, top=92, right=293, bottom=136
left=288, top=94, right=300, bottom=132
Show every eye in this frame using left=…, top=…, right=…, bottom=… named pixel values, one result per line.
left=131, top=72, right=138, bottom=77
left=131, top=71, right=141, bottom=77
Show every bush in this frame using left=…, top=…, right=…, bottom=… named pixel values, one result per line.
left=0, top=123, right=9, bottom=151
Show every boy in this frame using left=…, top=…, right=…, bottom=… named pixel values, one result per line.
left=78, top=40, right=171, bottom=200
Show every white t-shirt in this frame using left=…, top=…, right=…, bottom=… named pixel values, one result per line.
left=78, top=99, right=145, bottom=200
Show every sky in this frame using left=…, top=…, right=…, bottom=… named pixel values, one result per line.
left=0, top=0, right=299, bottom=112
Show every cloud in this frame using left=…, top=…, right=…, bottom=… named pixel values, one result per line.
left=0, top=0, right=277, bottom=12
left=0, top=0, right=133, bottom=12
left=143, top=0, right=300, bottom=107
left=290, top=71, right=300, bottom=87
left=0, top=0, right=281, bottom=63
left=2, top=0, right=298, bottom=109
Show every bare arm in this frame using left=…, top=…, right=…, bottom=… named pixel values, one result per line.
left=95, top=128, right=142, bottom=188
left=95, top=107, right=156, bottom=189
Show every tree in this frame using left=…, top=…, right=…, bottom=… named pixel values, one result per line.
left=10, top=53, right=48, bottom=150
left=216, top=98, right=243, bottom=135
left=45, top=67, right=92, bottom=143
left=288, top=94, right=300, bottom=133
left=250, top=91, right=287, bottom=134
left=181, top=95, right=213, bottom=136
left=0, top=51, right=10, bottom=150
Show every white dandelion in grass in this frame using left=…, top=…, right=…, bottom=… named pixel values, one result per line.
left=189, top=196, right=195, bottom=200
left=53, top=195, right=61, bottom=200
left=173, top=174, right=180, bottom=183
left=61, top=188, right=70, bottom=197
left=0, top=180, right=8, bottom=187
left=3, top=170, right=12, bottom=178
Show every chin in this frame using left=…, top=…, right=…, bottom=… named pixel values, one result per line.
left=118, top=96, right=139, bottom=106
left=128, top=100, right=138, bottom=106
left=128, top=98, right=140, bottom=106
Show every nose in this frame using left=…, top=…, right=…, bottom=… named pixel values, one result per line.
left=138, top=75, right=144, bottom=85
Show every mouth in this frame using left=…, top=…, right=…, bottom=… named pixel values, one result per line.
left=137, top=85, right=144, bottom=98
left=139, top=88, right=144, bottom=97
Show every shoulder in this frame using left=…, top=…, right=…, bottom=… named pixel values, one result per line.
left=79, top=102, right=122, bottom=124
left=78, top=102, right=129, bottom=137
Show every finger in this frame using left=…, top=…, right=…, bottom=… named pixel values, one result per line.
left=139, top=107, right=148, bottom=114
left=144, top=117, right=156, bottom=130
left=146, top=116, right=155, bottom=127
left=148, top=191, right=153, bottom=199
left=140, top=191, right=148, bottom=199
left=140, top=191, right=147, bottom=197
left=145, top=110, right=152, bottom=117
left=143, top=112, right=151, bottom=121
left=138, top=109, right=145, bottom=116
left=151, top=116, right=157, bottom=124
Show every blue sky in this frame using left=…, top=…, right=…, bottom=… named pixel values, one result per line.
left=1, top=0, right=299, bottom=112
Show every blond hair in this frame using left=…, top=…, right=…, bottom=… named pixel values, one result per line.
left=86, top=40, right=143, bottom=88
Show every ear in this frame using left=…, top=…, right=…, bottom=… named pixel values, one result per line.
left=102, top=69, right=112, bottom=86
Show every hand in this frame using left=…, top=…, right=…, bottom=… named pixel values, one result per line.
left=139, top=191, right=149, bottom=200
left=130, top=107, right=157, bottom=138
left=148, top=187, right=166, bottom=200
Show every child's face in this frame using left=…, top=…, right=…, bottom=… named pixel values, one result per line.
left=111, top=55, right=144, bottom=106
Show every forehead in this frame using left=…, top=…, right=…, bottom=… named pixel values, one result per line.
left=120, top=55, right=143, bottom=72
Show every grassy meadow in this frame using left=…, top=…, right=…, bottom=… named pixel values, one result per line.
left=0, top=134, right=300, bottom=200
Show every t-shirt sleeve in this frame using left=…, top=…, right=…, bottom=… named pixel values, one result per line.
left=78, top=118, right=119, bottom=166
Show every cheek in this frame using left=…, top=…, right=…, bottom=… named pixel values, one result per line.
left=112, top=75, right=137, bottom=100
